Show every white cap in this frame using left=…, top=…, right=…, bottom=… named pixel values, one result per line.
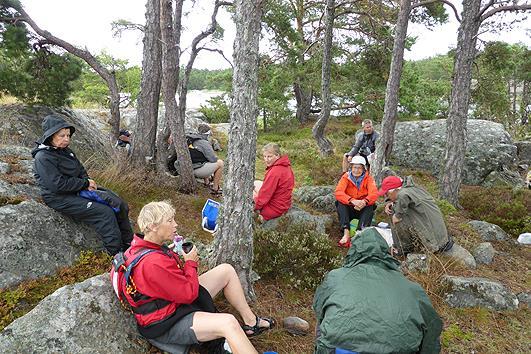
left=350, top=155, right=366, bottom=167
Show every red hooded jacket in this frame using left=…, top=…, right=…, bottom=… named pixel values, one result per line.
left=254, top=155, right=295, bottom=220
left=110, top=235, right=199, bottom=334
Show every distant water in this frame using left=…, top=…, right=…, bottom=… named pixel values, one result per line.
left=186, top=90, right=225, bottom=111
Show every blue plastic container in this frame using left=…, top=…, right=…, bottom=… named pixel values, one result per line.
left=335, top=348, right=359, bottom=354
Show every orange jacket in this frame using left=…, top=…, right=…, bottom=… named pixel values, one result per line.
left=335, top=172, right=378, bottom=206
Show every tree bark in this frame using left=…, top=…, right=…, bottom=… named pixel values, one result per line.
left=159, top=0, right=196, bottom=192
left=312, top=0, right=335, bottom=156
left=372, top=0, right=412, bottom=183
left=211, top=0, right=263, bottom=302
left=294, top=81, right=312, bottom=123
left=132, top=0, right=162, bottom=167
left=8, top=4, right=121, bottom=140
left=440, top=0, right=482, bottom=207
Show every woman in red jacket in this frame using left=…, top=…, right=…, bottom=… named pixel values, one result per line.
left=335, top=156, right=378, bottom=247
left=254, top=143, right=295, bottom=221
left=112, top=201, right=274, bottom=354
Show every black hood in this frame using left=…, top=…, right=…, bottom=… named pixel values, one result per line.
left=37, top=114, right=75, bottom=145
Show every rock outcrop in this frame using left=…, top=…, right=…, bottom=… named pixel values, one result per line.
left=0, top=145, right=103, bottom=289
left=0, top=104, right=110, bottom=161
left=293, top=186, right=335, bottom=213
left=261, top=206, right=333, bottom=234
left=391, top=119, right=520, bottom=186
left=443, top=276, right=518, bottom=310
left=0, top=200, right=103, bottom=289
left=0, top=274, right=149, bottom=353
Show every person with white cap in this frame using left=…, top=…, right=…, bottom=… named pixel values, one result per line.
left=334, top=155, right=378, bottom=247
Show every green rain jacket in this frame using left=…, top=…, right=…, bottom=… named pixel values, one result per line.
left=391, top=176, right=451, bottom=253
left=313, top=228, right=442, bottom=354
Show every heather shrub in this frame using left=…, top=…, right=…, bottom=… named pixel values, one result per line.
left=253, top=222, right=342, bottom=290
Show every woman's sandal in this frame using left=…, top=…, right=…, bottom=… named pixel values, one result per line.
left=242, top=315, right=275, bottom=337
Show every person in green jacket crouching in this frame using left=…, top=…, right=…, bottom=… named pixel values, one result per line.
left=313, top=228, right=442, bottom=354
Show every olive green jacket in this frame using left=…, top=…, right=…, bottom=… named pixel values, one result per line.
left=391, top=176, right=451, bottom=253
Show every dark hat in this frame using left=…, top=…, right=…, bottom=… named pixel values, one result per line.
left=38, top=114, right=75, bottom=145
left=197, top=124, right=211, bottom=135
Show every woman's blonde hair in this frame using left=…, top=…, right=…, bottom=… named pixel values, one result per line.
left=262, top=142, right=281, bottom=156
left=137, top=201, right=175, bottom=233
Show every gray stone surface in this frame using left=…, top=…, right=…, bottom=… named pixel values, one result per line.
left=0, top=200, right=103, bottom=289
left=442, top=243, right=477, bottom=269
left=443, top=276, right=519, bottom=310
left=0, top=146, right=41, bottom=200
left=293, top=186, right=335, bottom=213
left=473, top=242, right=495, bottom=265
left=516, top=292, right=531, bottom=307
left=392, top=119, right=519, bottom=185
left=0, top=274, right=149, bottom=353
left=0, top=105, right=110, bottom=161
left=514, top=141, right=531, bottom=165
left=517, top=233, right=531, bottom=245
left=282, top=316, right=310, bottom=336
left=0, top=162, right=10, bottom=174
left=467, top=220, right=509, bottom=241
left=405, top=253, right=429, bottom=273
left=261, top=206, right=332, bottom=234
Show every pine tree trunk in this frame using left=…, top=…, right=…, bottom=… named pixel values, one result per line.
left=440, top=0, right=482, bottom=207
left=372, top=0, right=411, bottom=183
left=160, top=0, right=196, bottom=192
left=312, top=0, right=335, bottom=156
left=294, top=81, right=312, bottom=123
left=211, top=0, right=263, bottom=302
left=132, top=0, right=162, bottom=167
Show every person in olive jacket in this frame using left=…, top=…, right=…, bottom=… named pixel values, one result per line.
left=32, top=114, right=133, bottom=255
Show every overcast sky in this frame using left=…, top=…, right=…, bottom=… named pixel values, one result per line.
left=20, top=0, right=530, bottom=69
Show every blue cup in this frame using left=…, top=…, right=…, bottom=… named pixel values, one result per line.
left=263, top=352, right=278, bottom=354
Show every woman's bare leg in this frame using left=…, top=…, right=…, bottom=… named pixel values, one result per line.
left=199, top=264, right=271, bottom=330
left=191, top=312, right=257, bottom=354
left=212, top=159, right=224, bottom=190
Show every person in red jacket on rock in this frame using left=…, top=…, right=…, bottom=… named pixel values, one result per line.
left=335, top=156, right=378, bottom=247
left=111, top=201, right=274, bottom=354
left=253, top=143, right=295, bottom=221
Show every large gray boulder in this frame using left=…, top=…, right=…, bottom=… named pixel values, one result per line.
left=467, top=220, right=509, bottom=241
left=293, top=186, right=336, bottom=213
left=443, top=276, right=519, bottom=310
left=0, top=200, right=103, bottom=289
left=0, top=104, right=110, bottom=161
left=0, top=274, right=149, bottom=353
left=391, top=119, right=519, bottom=186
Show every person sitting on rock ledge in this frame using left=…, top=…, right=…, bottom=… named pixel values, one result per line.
left=378, top=175, right=454, bottom=255
left=32, top=114, right=133, bottom=255
left=111, top=201, right=274, bottom=354
left=342, top=118, right=379, bottom=173
left=313, top=228, right=442, bottom=354
left=254, top=143, right=295, bottom=222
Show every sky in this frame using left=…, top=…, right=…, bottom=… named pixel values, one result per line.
left=19, top=0, right=531, bottom=69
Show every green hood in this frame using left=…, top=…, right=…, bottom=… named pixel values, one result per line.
left=344, top=227, right=400, bottom=270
